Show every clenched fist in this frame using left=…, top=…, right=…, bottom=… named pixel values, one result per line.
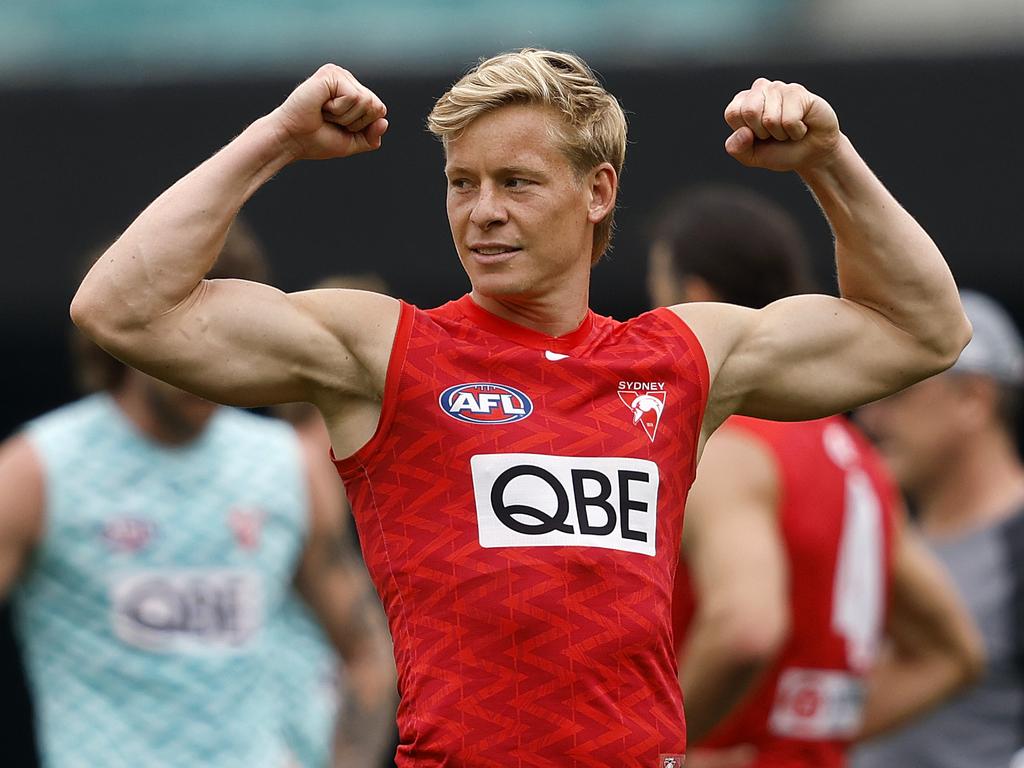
left=270, top=64, right=389, bottom=161
left=724, top=78, right=841, bottom=173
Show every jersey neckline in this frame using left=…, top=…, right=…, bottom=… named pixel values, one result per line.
left=452, top=294, right=597, bottom=353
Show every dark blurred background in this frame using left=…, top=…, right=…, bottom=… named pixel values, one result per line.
left=2, top=0, right=1021, bottom=764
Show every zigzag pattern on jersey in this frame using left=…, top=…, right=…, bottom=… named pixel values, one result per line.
left=337, top=299, right=707, bottom=767
left=15, top=396, right=305, bottom=768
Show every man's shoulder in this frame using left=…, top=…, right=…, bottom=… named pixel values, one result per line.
left=295, top=288, right=402, bottom=333
left=290, top=287, right=403, bottom=358
left=664, top=301, right=753, bottom=344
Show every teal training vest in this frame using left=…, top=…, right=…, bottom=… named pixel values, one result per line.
left=15, top=395, right=309, bottom=768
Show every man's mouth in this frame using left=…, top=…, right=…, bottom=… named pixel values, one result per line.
left=470, top=245, right=521, bottom=256
left=469, top=244, right=522, bottom=264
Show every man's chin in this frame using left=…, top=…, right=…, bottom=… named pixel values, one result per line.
left=470, top=273, right=531, bottom=298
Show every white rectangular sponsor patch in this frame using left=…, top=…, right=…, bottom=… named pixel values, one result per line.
left=769, top=668, right=865, bottom=739
left=110, top=568, right=263, bottom=654
left=471, top=453, right=659, bottom=556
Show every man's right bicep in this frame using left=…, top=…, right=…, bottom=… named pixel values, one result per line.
left=90, top=281, right=399, bottom=408
left=0, top=437, right=45, bottom=599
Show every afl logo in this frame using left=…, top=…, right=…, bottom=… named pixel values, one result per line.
left=439, top=382, right=533, bottom=424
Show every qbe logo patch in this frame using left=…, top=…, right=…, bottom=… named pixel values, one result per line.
left=471, top=453, right=658, bottom=556
left=110, top=568, right=263, bottom=653
left=439, top=382, right=533, bottom=424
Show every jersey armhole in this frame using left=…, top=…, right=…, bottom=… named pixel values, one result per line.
left=653, top=307, right=711, bottom=425
left=331, top=300, right=415, bottom=479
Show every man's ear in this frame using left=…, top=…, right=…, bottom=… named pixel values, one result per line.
left=587, top=163, right=617, bottom=225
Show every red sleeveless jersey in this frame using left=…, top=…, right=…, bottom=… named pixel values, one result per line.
left=672, top=416, right=899, bottom=768
left=335, top=295, right=708, bottom=767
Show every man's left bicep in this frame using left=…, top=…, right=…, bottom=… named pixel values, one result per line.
left=725, top=295, right=937, bottom=421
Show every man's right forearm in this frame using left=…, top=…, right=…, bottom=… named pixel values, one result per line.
left=71, top=115, right=294, bottom=333
left=857, top=647, right=980, bottom=740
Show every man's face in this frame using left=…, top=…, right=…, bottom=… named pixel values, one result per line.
left=856, top=375, right=972, bottom=493
left=444, top=104, right=598, bottom=298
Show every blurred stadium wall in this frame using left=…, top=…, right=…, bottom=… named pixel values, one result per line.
left=1, top=2, right=1021, bottom=766
left=2, top=0, right=1020, bottom=84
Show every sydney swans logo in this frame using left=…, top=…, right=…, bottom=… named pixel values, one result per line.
left=618, top=382, right=666, bottom=442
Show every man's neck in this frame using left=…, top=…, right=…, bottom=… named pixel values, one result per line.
left=917, top=431, right=1024, bottom=539
left=470, top=278, right=591, bottom=338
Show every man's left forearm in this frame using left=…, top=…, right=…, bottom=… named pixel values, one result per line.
left=335, top=651, right=397, bottom=766
left=800, top=136, right=970, bottom=365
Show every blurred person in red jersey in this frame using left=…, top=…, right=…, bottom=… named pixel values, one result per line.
left=649, top=185, right=985, bottom=768
left=854, top=290, right=1024, bottom=768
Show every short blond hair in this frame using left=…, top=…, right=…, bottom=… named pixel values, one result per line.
left=428, top=49, right=627, bottom=264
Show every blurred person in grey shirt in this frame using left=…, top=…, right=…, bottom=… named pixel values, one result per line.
left=854, top=291, right=1024, bottom=768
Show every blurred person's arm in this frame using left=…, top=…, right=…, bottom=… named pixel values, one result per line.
left=678, top=428, right=789, bottom=745
left=856, top=519, right=985, bottom=740
left=0, top=436, right=45, bottom=598
left=70, top=67, right=396, bottom=436
left=676, top=80, right=969, bottom=434
left=294, top=436, right=397, bottom=767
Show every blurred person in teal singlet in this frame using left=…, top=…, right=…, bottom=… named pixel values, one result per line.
left=0, top=225, right=396, bottom=768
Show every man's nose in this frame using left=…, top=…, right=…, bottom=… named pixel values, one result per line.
left=469, top=184, right=508, bottom=229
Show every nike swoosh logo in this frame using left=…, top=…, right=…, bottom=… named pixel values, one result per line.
left=545, top=350, right=569, bottom=361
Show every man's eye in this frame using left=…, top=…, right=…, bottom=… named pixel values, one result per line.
left=449, top=179, right=470, bottom=190
left=506, top=178, right=531, bottom=189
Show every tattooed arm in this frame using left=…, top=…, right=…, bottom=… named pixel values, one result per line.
left=294, top=433, right=397, bottom=767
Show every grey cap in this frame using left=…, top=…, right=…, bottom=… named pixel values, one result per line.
left=952, top=291, right=1024, bottom=385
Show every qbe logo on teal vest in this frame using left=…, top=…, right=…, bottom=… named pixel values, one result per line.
left=111, top=568, right=264, bottom=652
